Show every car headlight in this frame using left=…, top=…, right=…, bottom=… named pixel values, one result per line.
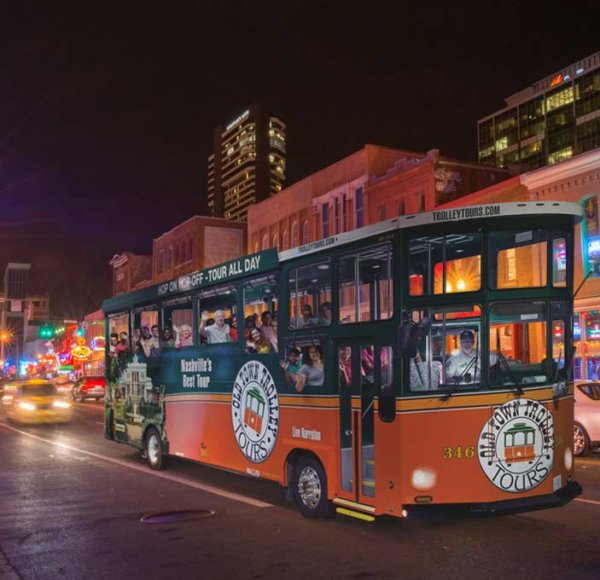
left=411, top=467, right=437, bottom=491
left=19, top=402, right=36, bottom=411
left=52, top=400, right=71, bottom=409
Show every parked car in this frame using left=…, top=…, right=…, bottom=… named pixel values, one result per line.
left=72, top=376, right=106, bottom=402
left=1, top=380, right=72, bottom=424
left=574, top=381, right=600, bottom=456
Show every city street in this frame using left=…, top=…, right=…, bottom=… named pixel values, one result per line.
left=0, top=403, right=599, bottom=579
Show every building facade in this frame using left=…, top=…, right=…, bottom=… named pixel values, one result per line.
left=152, top=216, right=246, bottom=284
left=247, top=145, right=423, bottom=252
left=478, top=51, right=600, bottom=171
left=248, top=145, right=507, bottom=253
left=109, top=253, right=153, bottom=296
left=0, top=263, right=31, bottom=369
left=207, top=103, right=286, bottom=222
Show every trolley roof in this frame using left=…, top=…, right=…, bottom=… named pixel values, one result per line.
left=103, top=201, right=583, bottom=314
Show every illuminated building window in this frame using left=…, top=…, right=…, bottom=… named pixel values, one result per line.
left=292, top=222, right=299, bottom=247
left=545, top=86, right=574, bottom=112
left=495, top=136, right=508, bottom=151
left=262, top=235, right=269, bottom=250
left=282, top=230, right=288, bottom=250
left=302, top=221, right=309, bottom=244
left=548, top=147, right=573, bottom=165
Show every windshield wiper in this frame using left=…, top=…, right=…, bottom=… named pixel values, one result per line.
left=494, top=350, right=523, bottom=395
left=441, top=353, right=479, bottom=401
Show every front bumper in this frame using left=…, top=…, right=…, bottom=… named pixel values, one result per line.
left=403, top=480, right=582, bottom=519
left=11, top=410, right=73, bottom=424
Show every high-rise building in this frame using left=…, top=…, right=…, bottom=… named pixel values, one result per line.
left=478, top=51, right=600, bottom=171
left=207, top=102, right=286, bottom=222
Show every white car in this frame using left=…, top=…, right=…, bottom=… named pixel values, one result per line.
left=574, top=381, right=600, bottom=456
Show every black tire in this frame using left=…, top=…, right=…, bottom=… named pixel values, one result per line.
left=291, top=455, right=334, bottom=518
left=145, top=427, right=167, bottom=470
left=574, top=422, right=591, bottom=457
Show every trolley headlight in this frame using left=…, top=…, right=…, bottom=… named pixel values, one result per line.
left=411, top=467, right=437, bottom=491
left=564, top=446, right=573, bottom=471
left=52, top=400, right=71, bottom=409
left=19, top=402, right=36, bottom=412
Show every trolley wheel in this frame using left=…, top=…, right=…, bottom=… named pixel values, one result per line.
left=145, top=427, right=167, bottom=470
left=574, top=422, right=590, bottom=457
left=291, top=455, right=334, bottom=518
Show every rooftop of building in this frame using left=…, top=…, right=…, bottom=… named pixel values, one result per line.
left=479, top=50, right=600, bottom=121
left=153, top=214, right=245, bottom=243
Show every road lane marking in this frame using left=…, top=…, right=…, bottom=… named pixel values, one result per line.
left=575, top=498, right=600, bottom=506
left=0, top=423, right=273, bottom=509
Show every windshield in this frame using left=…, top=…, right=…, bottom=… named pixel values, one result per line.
left=577, top=383, right=600, bottom=401
left=22, top=384, right=57, bottom=397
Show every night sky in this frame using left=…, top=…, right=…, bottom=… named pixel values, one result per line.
left=1, top=1, right=599, bottom=318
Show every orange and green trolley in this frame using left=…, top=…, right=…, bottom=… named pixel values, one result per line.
left=103, top=202, right=582, bottom=519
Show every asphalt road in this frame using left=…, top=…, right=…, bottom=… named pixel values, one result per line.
left=0, top=402, right=599, bottom=580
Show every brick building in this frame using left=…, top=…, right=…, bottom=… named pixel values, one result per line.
left=109, top=253, right=153, bottom=296
left=248, top=145, right=507, bottom=252
left=152, top=216, right=246, bottom=284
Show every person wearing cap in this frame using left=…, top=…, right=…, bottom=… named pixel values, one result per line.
left=446, top=329, right=480, bottom=383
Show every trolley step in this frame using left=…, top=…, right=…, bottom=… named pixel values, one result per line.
left=335, top=507, right=375, bottom=522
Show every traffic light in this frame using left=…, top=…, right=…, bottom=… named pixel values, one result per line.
left=38, top=325, right=55, bottom=339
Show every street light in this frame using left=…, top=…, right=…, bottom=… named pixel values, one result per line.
left=0, top=330, right=11, bottom=373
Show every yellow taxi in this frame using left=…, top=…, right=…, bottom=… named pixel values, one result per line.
left=1, top=380, right=73, bottom=424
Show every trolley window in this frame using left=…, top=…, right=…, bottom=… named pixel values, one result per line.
left=490, top=230, right=548, bottom=289
left=489, top=301, right=547, bottom=386
left=243, top=274, right=278, bottom=352
left=288, top=260, right=332, bottom=330
left=408, top=305, right=481, bottom=391
left=339, top=243, right=393, bottom=323
left=198, top=284, right=237, bottom=345
left=132, top=305, right=160, bottom=358
left=409, top=234, right=481, bottom=296
left=163, top=296, right=194, bottom=349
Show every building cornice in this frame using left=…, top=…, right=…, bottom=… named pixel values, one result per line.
left=521, top=149, right=600, bottom=190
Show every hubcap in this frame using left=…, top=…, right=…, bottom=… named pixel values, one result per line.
left=148, top=434, right=160, bottom=464
left=574, top=425, right=585, bottom=456
left=297, top=466, right=321, bottom=509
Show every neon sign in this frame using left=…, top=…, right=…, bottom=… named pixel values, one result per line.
left=550, top=74, right=564, bottom=87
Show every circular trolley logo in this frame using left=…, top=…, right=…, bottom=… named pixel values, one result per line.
left=231, top=361, right=279, bottom=463
left=478, top=399, right=554, bottom=493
